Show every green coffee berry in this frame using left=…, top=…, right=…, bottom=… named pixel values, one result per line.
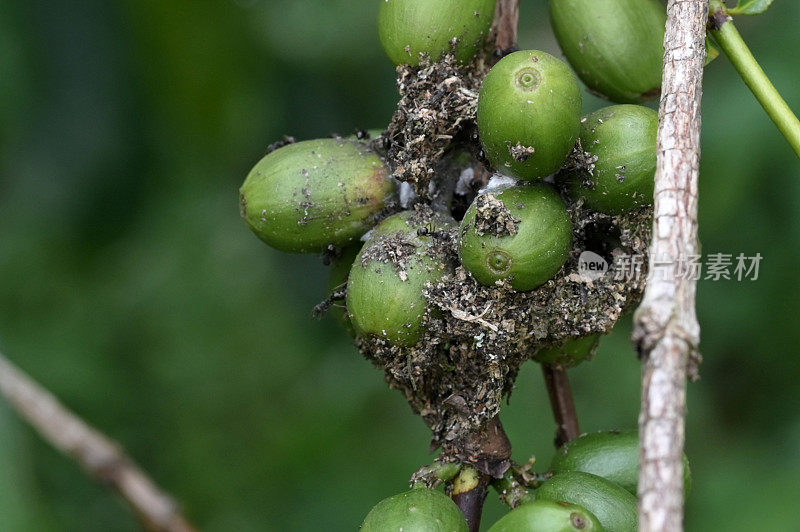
left=535, top=334, right=601, bottom=367
left=549, top=0, right=666, bottom=103
left=487, top=499, right=602, bottom=532
left=346, top=210, right=454, bottom=346
left=379, top=0, right=497, bottom=66
left=239, top=138, right=396, bottom=253
left=361, top=488, right=469, bottom=532
left=550, top=430, right=692, bottom=497
left=561, top=105, right=657, bottom=214
left=459, top=184, right=572, bottom=291
left=536, top=471, right=638, bottom=532
left=477, top=50, right=582, bottom=180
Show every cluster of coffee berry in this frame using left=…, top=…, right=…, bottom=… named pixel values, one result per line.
left=240, top=0, right=660, bottom=347
left=363, top=430, right=691, bottom=532
left=239, top=0, right=692, bottom=530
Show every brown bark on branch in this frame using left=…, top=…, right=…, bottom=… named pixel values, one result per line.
left=451, top=473, right=491, bottom=532
left=0, top=352, right=198, bottom=532
left=491, top=0, right=520, bottom=52
left=632, top=1, right=706, bottom=531
left=449, top=416, right=512, bottom=531
left=541, top=364, right=580, bottom=448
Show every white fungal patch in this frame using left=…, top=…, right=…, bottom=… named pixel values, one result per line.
left=480, top=174, right=518, bottom=194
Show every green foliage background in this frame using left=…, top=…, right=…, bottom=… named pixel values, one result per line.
left=1, top=1, right=799, bottom=530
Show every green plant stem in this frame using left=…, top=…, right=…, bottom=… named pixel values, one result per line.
left=709, top=0, right=800, bottom=158
left=491, top=470, right=534, bottom=508
left=410, top=461, right=462, bottom=488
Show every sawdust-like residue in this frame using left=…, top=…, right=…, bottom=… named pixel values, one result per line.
left=509, top=143, right=536, bottom=162
left=563, top=138, right=599, bottom=185
left=354, top=199, right=652, bottom=452
left=471, top=193, right=520, bottom=237
left=321, top=47, right=656, bottom=469
left=384, top=52, right=491, bottom=199
left=359, top=233, right=419, bottom=276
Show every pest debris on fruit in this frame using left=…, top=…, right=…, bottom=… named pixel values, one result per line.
left=354, top=201, right=651, bottom=451
left=385, top=52, right=491, bottom=198
left=471, top=193, right=520, bottom=237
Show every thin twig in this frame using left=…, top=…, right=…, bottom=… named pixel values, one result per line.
left=0, top=352, right=198, bottom=532
left=492, top=0, right=520, bottom=53
left=708, top=0, right=800, bottom=158
left=632, top=1, right=706, bottom=530
left=541, top=364, right=580, bottom=448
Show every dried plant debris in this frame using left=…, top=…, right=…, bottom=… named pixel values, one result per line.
left=360, top=233, right=419, bottom=273
left=562, top=138, right=599, bottom=180
left=354, top=202, right=652, bottom=452
left=385, top=52, right=491, bottom=198
left=509, top=142, right=536, bottom=162
left=471, top=193, right=520, bottom=236
left=333, top=44, right=653, bottom=466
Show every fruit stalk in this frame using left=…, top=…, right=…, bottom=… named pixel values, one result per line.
left=708, top=0, right=800, bottom=158
left=490, top=468, right=534, bottom=508
left=448, top=416, right=513, bottom=531
left=632, top=1, right=706, bottom=531
left=541, top=364, right=581, bottom=447
left=451, top=467, right=491, bottom=532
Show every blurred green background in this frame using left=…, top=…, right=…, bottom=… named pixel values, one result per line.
left=1, top=1, right=799, bottom=530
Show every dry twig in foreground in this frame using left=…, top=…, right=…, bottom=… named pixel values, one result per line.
left=0, top=352, right=198, bottom=532
left=633, top=1, right=707, bottom=530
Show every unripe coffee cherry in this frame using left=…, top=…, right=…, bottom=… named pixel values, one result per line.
left=488, top=499, right=602, bottom=532
left=536, top=471, right=638, bottom=532
left=561, top=105, right=657, bottom=214
left=239, top=139, right=395, bottom=253
left=549, top=0, right=666, bottom=103
left=477, top=50, right=582, bottom=180
left=550, top=430, right=692, bottom=497
left=379, top=0, right=497, bottom=66
left=347, top=210, right=454, bottom=346
left=459, top=184, right=572, bottom=291
left=535, top=334, right=601, bottom=367
left=361, top=488, right=468, bottom=532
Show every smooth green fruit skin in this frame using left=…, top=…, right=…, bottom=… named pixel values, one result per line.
left=347, top=211, right=453, bottom=346
left=239, top=138, right=395, bottom=253
left=487, top=499, right=602, bottom=532
left=459, top=184, right=573, bottom=291
left=477, top=50, right=582, bottom=180
left=550, top=430, right=692, bottom=497
left=360, top=488, right=469, bottom=532
left=549, top=0, right=666, bottom=104
left=379, top=0, right=496, bottom=66
left=536, top=471, right=637, bottom=532
left=564, top=105, right=658, bottom=214
left=536, top=334, right=601, bottom=367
